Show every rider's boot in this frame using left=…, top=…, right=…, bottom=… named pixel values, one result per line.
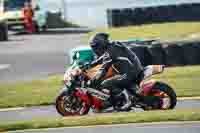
left=129, top=84, right=142, bottom=96
left=119, top=90, right=132, bottom=111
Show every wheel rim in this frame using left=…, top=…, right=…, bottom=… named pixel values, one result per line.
left=160, top=92, right=171, bottom=109
left=153, top=91, right=171, bottom=109
left=64, top=95, right=83, bottom=114
left=57, top=94, right=88, bottom=116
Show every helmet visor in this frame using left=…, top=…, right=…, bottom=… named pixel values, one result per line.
left=90, top=42, right=104, bottom=56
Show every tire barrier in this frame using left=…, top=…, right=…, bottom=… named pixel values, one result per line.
left=164, top=44, right=186, bottom=66
left=181, top=42, right=200, bottom=65
left=147, top=43, right=166, bottom=65
left=107, top=9, right=120, bottom=27
left=125, top=41, right=200, bottom=66
left=107, top=3, right=200, bottom=27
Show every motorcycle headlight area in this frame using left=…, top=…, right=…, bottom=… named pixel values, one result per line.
left=64, top=70, right=72, bottom=84
left=64, top=68, right=82, bottom=85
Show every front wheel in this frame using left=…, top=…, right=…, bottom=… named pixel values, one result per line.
left=143, top=82, right=177, bottom=110
left=55, top=90, right=90, bottom=116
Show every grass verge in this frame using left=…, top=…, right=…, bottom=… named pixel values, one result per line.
left=85, top=22, right=200, bottom=42
left=0, top=75, right=62, bottom=108
left=0, top=109, right=200, bottom=132
left=0, top=65, right=200, bottom=108
left=153, top=65, right=200, bottom=97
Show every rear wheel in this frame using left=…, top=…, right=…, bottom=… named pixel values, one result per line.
left=34, top=22, right=40, bottom=33
left=143, top=82, right=177, bottom=110
left=0, top=22, right=8, bottom=41
left=56, top=91, right=89, bottom=116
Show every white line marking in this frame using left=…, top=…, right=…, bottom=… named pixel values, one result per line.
left=0, top=64, right=11, bottom=70
left=0, top=107, right=25, bottom=112
left=178, top=97, right=200, bottom=100
left=12, top=121, right=200, bottom=132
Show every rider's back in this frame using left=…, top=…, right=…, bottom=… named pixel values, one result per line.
left=107, top=42, right=143, bottom=77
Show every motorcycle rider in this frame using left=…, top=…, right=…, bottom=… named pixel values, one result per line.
left=88, top=33, right=144, bottom=111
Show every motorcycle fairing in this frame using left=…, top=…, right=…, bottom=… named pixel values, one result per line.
left=140, top=79, right=157, bottom=96
left=74, top=88, right=104, bottom=111
left=85, top=65, right=114, bottom=80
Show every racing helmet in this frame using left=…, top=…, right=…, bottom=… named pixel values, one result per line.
left=89, top=33, right=109, bottom=56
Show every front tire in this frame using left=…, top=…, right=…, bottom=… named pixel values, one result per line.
left=55, top=90, right=89, bottom=116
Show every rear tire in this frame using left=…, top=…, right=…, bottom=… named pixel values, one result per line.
left=154, top=82, right=177, bottom=109
left=41, top=25, right=47, bottom=31
left=143, top=82, right=177, bottom=110
left=33, top=21, right=40, bottom=33
left=0, top=22, right=8, bottom=41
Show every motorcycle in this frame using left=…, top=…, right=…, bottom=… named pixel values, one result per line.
left=55, top=54, right=177, bottom=116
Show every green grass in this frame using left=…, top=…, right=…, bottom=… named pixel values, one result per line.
left=0, top=109, right=200, bottom=132
left=0, top=66, right=200, bottom=108
left=153, top=66, right=200, bottom=97
left=85, top=22, right=200, bottom=42
left=0, top=75, right=63, bottom=108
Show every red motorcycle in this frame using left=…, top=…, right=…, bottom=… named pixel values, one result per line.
left=56, top=64, right=177, bottom=116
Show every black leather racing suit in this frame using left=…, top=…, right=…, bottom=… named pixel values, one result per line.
left=90, top=42, right=144, bottom=96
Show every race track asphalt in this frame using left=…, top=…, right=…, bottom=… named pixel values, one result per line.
left=0, top=99, right=200, bottom=123
left=0, top=29, right=90, bottom=82
left=9, top=122, right=200, bottom=133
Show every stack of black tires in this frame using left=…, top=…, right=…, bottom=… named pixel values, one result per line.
left=125, top=41, right=200, bottom=66
left=107, top=3, right=200, bottom=27
left=0, top=21, right=8, bottom=41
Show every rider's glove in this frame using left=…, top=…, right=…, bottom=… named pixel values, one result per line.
left=84, top=63, right=91, bottom=70
left=79, top=62, right=91, bottom=70
left=89, top=70, right=103, bottom=88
